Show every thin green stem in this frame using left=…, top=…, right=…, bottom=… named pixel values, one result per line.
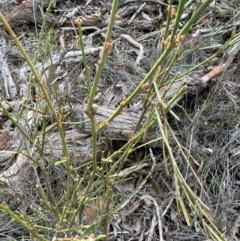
left=17, top=151, right=59, bottom=215
left=0, top=13, right=68, bottom=157
left=36, top=183, right=54, bottom=212
left=86, top=0, right=119, bottom=114
left=2, top=108, right=34, bottom=144
left=170, top=0, right=186, bottom=43
left=0, top=204, right=48, bottom=241
left=163, top=0, right=174, bottom=40
left=180, top=0, right=214, bottom=35
left=0, top=12, right=74, bottom=223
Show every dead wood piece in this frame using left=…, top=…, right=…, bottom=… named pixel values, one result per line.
left=76, top=12, right=104, bottom=27
left=0, top=103, right=169, bottom=185
left=3, top=0, right=105, bottom=29
left=0, top=153, right=33, bottom=187
left=3, top=0, right=65, bottom=27
left=44, top=130, right=93, bottom=163
left=71, top=105, right=174, bottom=146
left=72, top=105, right=143, bottom=139
left=0, top=130, right=104, bottom=186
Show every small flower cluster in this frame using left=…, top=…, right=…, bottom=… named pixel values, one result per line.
left=120, top=96, right=127, bottom=106
left=100, top=120, right=109, bottom=127
left=58, top=107, right=68, bottom=122
left=169, top=7, right=176, bottom=19
left=162, top=34, right=185, bottom=48
left=75, top=35, right=86, bottom=42
left=35, top=92, right=45, bottom=99
left=141, top=82, right=150, bottom=91
left=105, top=42, right=113, bottom=50
left=74, top=18, right=83, bottom=26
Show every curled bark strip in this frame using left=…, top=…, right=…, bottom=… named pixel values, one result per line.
left=121, top=34, right=144, bottom=66
left=0, top=153, right=32, bottom=186
left=0, top=37, right=17, bottom=99
left=64, top=47, right=103, bottom=59
left=201, top=41, right=240, bottom=84
left=201, top=64, right=225, bottom=83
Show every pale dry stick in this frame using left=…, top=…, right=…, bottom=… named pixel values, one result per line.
left=161, top=197, right=174, bottom=218
left=147, top=214, right=157, bottom=241
left=0, top=28, right=10, bottom=39
left=137, top=30, right=162, bottom=41
left=86, top=27, right=114, bottom=39
left=149, top=148, right=164, bottom=241
left=52, top=0, right=56, bottom=8
left=141, top=11, right=153, bottom=21
left=120, top=34, right=144, bottom=66
left=64, top=6, right=82, bottom=18
left=144, top=194, right=164, bottom=241
left=59, top=32, right=65, bottom=52
left=192, top=28, right=216, bottom=37
left=128, top=2, right=146, bottom=25
left=0, top=153, right=31, bottom=186
left=85, top=0, right=93, bottom=5
left=139, top=231, right=144, bottom=241
left=32, top=0, right=38, bottom=36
